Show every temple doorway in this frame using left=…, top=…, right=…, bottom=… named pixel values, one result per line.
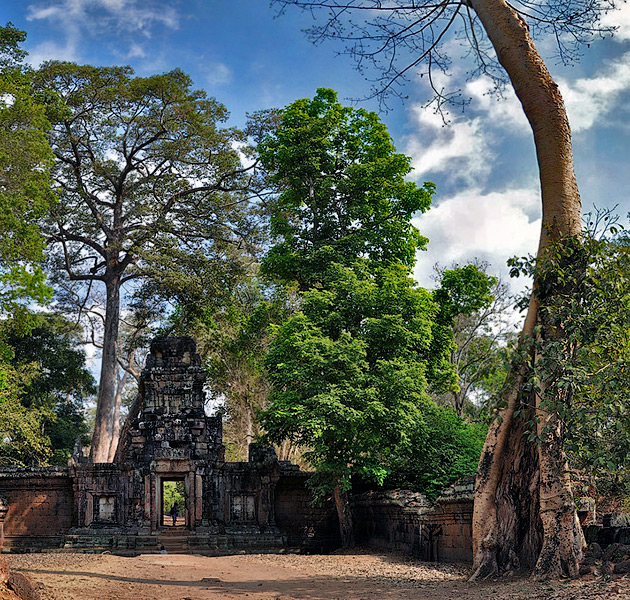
left=161, top=478, right=186, bottom=528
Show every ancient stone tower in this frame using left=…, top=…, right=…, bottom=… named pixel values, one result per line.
left=122, top=336, right=224, bottom=465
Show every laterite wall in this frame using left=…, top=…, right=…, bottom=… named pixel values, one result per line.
left=351, top=478, right=475, bottom=562
left=275, top=469, right=341, bottom=551
left=0, top=468, right=74, bottom=539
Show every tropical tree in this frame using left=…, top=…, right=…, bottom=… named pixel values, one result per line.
left=270, top=0, right=616, bottom=578
left=258, top=88, right=433, bottom=284
left=0, top=362, right=52, bottom=467
left=510, top=217, right=630, bottom=503
left=0, top=23, right=54, bottom=321
left=34, top=62, right=258, bottom=462
left=262, top=262, right=448, bottom=546
left=383, top=402, right=487, bottom=499
left=0, top=23, right=56, bottom=466
left=258, top=90, right=455, bottom=546
left=7, top=312, right=95, bottom=464
left=433, top=264, right=516, bottom=417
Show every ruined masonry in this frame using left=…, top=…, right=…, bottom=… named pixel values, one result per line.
left=0, top=337, right=339, bottom=554
left=0, top=337, right=476, bottom=559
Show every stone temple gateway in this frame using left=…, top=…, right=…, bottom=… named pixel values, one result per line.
left=77, top=335, right=275, bottom=540
left=0, top=337, right=339, bottom=554
left=0, top=337, right=476, bottom=559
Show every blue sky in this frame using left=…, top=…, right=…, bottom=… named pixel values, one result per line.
left=3, top=0, right=630, bottom=291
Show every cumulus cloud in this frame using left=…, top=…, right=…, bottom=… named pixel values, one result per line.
left=406, top=50, right=630, bottom=192
left=465, top=77, right=529, bottom=133
left=27, top=0, right=179, bottom=34
left=405, top=69, right=535, bottom=185
left=559, top=53, right=630, bottom=132
left=27, top=38, right=79, bottom=66
left=204, top=62, right=232, bottom=87
left=406, top=106, right=492, bottom=184
left=601, top=3, right=630, bottom=41
left=26, top=0, right=179, bottom=64
left=412, top=187, right=541, bottom=289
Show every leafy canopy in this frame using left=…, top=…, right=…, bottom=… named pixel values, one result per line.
left=261, top=262, right=442, bottom=496
left=7, top=313, right=95, bottom=465
left=509, top=215, right=630, bottom=480
left=0, top=23, right=54, bottom=316
left=258, top=88, right=433, bottom=287
left=34, top=60, right=255, bottom=293
left=259, top=90, right=459, bottom=499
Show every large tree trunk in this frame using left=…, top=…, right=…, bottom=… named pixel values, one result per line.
left=90, top=273, right=121, bottom=463
left=469, top=0, right=584, bottom=580
left=107, top=368, right=127, bottom=463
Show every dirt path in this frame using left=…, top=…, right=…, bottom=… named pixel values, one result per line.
left=6, top=550, right=630, bottom=600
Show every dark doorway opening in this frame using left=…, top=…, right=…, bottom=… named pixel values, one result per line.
left=161, top=478, right=186, bottom=528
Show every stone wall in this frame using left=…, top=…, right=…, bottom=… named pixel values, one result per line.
left=0, top=336, right=477, bottom=560
left=0, top=461, right=476, bottom=560
left=351, top=478, right=474, bottom=562
left=275, top=468, right=341, bottom=552
left=0, top=468, right=73, bottom=550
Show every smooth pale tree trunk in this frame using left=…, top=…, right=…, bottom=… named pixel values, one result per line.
left=468, top=0, right=584, bottom=580
left=107, top=368, right=127, bottom=463
left=333, top=479, right=355, bottom=548
left=90, top=273, right=121, bottom=463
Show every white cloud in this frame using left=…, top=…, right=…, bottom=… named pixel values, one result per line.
left=406, top=106, right=492, bottom=184
left=124, top=44, right=147, bottom=60
left=559, top=53, right=630, bottom=132
left=205, top=62, right=232, bottom=87
left=412, top=187, right=540, bottom=289
left=465, top=77, right=529, bottom=133
left=28, top=0, right=179, bottom=33
left=27, top=38, right=79, bottom=66
left=405, top=70, right=534, bottom=185
left=407, top=50, right=630, bottom=182
left=26, top=0, right=179, bottom=64
left=601, top=3, right=630, bottom=41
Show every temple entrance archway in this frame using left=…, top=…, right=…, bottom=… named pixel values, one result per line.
left=161, top=478, right=186, bottom=528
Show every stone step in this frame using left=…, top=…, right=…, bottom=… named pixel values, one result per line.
left=157, top=534, right=190, bottom=553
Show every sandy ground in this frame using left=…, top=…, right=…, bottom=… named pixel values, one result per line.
left=4, top=549, right=630, bottom=600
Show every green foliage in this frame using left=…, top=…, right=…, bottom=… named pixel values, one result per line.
left=0, top=358, right=52, bottom=467
left=429, top=264, right=500, bottom=395
left=258, top=88, right=433, bottom=286
left=383, top=404, right=487, bottom=499
left=35, top=60, right=253, bottom=286
left=7, top=312, right=95, bottom=465
left=259, top=90, right=460, bottom=500
left=0, top=24, right=57, bottom=466
left=261, top=271, right=432, bottom=499
left=163, top=480, right=185, bottom=514
left=431, top=263, right=518, bottom=417
left=0, top=23, right=54, bottom=316
left=434, top=264, right=497, bottom=322
left=510, top=214, right=630, bottom=481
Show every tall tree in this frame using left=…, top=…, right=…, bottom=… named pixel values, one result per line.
left=258, top=90, right=454, bottom=546
left=35, top=62, right=257, bottom=462
left=271, top=0, right=614, bottom=578
left=259, top=88, right=433, bottom=283
left=0, top=23, right=54, bottom=320
left=7, top=312, right=95, bottom=464
left=511, top=217, right=630, bottom=506
left=0, top=24, right=56, bottom=466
